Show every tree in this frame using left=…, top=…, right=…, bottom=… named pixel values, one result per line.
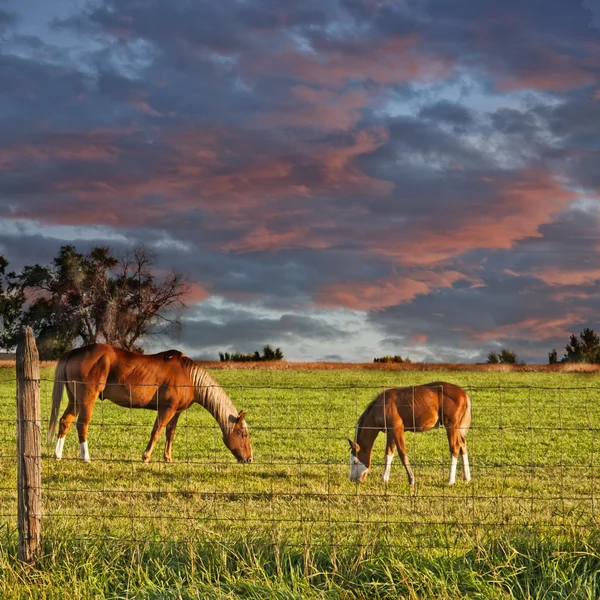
left=548, top=349, right=558, bottom=364
left=487, top=348, right=519, bottom=364
left=562, top=328, right=600, bottom=363
left=18, top=244, right=190, bottom=358
left=0, top=256, right=26, bottom=351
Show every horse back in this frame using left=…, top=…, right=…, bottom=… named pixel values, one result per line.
left=386, top=382, right=468, bottom=432
left=60, top=343, right=194, bottom=408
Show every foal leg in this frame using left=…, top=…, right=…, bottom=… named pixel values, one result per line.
left=382, top=433, right=396, bottom=483
left=142, top=407, right=177, bottom=464
left=446, top=427, right=468, bottom=485
left=164, top=412, right=181, bottom=463
left=461, top=440, right=471, bottom=482
left=392, top=424, right=415, bottom=486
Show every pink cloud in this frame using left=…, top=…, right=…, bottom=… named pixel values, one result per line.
left=316, top=270, right=475, bottom=311
left=470, top=313, right=588, bottom=343
left=257, top=86, right=369, bottom=130
left=185, top=282, right=210, bottom=303
left=367, top=171, right=576, bottom=265
left=530, top=268, right=600, bottom=287
left=246, top=35, right=452, bottom=87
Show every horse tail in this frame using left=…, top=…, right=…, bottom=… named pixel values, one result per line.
left=459, top=392, right=472, bottom=438
left=48, top=354, right=69, bottom=443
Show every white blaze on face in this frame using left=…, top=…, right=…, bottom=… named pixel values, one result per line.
left=349, top=454, right=369, bottom=482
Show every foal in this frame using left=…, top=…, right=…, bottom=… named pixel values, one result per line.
left=349, top=381, right=471, bottom=486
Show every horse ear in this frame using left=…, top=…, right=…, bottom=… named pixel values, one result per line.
left=348, top=439, right=359, bottom=452
left=237, top=410, right=246, bottom=422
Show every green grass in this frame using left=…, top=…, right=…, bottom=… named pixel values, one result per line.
left=1, top=368, right=600, bottom=598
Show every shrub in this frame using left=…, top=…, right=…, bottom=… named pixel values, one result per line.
left=219, top=345, right=284, bottom=362
left=373, top=355, right=412, bottom=364
left=487, top=348, right=520, bottom=364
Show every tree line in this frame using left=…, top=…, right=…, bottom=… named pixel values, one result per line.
left=488, top=329, right=600, bottom=365
left=0, top=244, right=190, bottom=359
left=219, top=345, right=284, bottom=362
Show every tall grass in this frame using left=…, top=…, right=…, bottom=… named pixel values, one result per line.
left=2, top=529, right=600, bottom=599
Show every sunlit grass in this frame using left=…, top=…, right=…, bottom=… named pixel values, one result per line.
left=1, top=367, right=600, bottom=598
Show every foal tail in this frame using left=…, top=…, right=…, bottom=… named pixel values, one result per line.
left=459, top=393, right=472, bottom=438
left=48, top=355, right=68, bottom=443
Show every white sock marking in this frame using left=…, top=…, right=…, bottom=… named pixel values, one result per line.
left=349, top=455, right=369, bottom=482
left=80, top=441, right=90, bottom=462
left=448, top=455, right=458, bottom=485
left=462, top=452, right=471, bottom=482
left=54, top=437, right=65, bottom=460
left=382, top=453, right=394, bottom=483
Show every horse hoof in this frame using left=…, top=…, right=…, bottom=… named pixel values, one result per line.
left=164, top=457, right=172, bottom=463
left=141, top=455, right=150, bottom=464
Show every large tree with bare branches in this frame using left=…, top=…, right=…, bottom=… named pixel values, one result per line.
left=15, top=244, right=190, bottom=358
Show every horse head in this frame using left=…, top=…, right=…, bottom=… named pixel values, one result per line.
left=224, top=411, right=253, bottom=463
left=348, top=439, right=369, bottom=483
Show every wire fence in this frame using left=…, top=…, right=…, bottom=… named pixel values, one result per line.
left=3, top=374, right=600, bottom=555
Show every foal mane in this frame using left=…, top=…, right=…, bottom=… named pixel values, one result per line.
left=180, top=357, right=239, bottom=434
left=355, top=394, right=380, bottom=440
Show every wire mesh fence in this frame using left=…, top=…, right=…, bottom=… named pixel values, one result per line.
left=2, top=374, right=600, bottom=554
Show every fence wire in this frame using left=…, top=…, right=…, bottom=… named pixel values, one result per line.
left=3, top=377, right=600, bottom=553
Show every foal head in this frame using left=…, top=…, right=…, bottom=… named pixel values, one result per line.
left=224, top=411, right=253, bottom=463
left=348, top=439, right=370, bottom=483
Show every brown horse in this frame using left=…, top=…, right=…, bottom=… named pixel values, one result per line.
left=348, top=382, right=471, bottom=486
left=49, top=344, right=253, bottom=464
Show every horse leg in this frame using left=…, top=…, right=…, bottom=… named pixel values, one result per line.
left=164, top=412, right=181, bottom=463
left=76, top=388, right=102, bottom=462
left=142, top=407, right=177, bottom=464
left=446, top=427, right=468, bottom=485
left=392, top=424, right=414, bottom=486
left=54, top=396, right=77, bottom=460
left=382, top=432, right=396, bottom=483
left=460, top=440, right=471, bottom=482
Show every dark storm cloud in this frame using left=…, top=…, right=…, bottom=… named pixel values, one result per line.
left=418, top=101, right=473, bottom=128
left=181, top=308, right=350, bottom=357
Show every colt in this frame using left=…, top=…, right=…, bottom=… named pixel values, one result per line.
left=349, top=381, right=471, bottom=486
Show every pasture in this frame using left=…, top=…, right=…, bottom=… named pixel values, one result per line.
left=1, top=366, right=600, bottom=598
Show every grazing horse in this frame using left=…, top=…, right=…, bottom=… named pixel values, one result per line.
left=48, top=344, right=253, bottom=464
left=349, top=382, right=471, bottom=486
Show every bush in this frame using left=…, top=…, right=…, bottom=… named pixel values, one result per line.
left=487, top=348, right=520, bottom=364
left=373, top=355, right=412, bottom=364
left=219, top=345, right=284, bottom=362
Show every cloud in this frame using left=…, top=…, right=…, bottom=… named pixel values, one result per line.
left=1, top=0, right=599, bottom=363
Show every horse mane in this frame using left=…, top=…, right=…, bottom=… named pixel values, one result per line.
left=355, top=393, right=380, bottom=436
left=180, top=356, right=239, bottom=433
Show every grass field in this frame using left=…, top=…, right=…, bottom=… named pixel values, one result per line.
left=1, top=366, right=600, bottom=598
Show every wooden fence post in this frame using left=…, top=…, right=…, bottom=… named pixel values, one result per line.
left=16, top=326, right=42, bottom=566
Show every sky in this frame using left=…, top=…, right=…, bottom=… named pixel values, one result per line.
left=1, top=0, right=600, bottom=363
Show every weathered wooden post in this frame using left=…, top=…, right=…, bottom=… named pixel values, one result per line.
left=16, top=326, right=42, bottom=565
